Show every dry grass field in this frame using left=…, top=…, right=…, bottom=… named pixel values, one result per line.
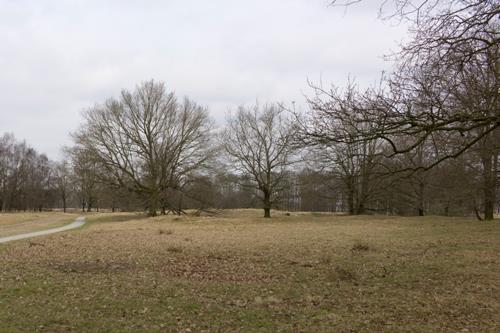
left=0, top=210, right=499, bottom=332
left=0, top=212, right=78, bottom=238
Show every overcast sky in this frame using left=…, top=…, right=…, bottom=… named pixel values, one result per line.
left=0, top=0, right=408, bottom=159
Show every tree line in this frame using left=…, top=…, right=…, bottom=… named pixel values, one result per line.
left=1, top=0, right=498, bottom=219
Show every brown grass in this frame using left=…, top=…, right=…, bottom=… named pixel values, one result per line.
left=0, top=212, right=78, bottom=237
left=0, top=210, right=499, bottom=332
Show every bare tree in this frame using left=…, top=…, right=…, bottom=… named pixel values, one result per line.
left=295, top=83, right=387, bottom=215
left=27, top=152, right=52, bottom=212
left=0, top=134, right=15, bottom=211
left=73, top=80, right=213, bottom=216
left=0, top=133, right=59, bottom=212
left=53, top=160, right=72, bottom=213
left=303, top=0, right=499, bottom=219
left=66, top=146, right=99, bottom=212
left=221, top=104, right=295, bottom=218
left=325, top=1, right=499, bottom=155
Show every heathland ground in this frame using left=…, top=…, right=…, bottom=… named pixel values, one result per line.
left=0, top=210, right=498, bottom=332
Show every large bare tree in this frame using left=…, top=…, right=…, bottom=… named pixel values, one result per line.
left=221, top=104, right=295, bottom=218
left=302, top=0, right=499, bottom=219
left=325, top=0, right=499, bottom=150
left=74, top=80, right=213, bottom=216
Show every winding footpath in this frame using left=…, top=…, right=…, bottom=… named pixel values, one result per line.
left=0, top=216, right=86, bottom=244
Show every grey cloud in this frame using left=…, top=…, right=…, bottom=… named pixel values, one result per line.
left=0, top=0, right=407, bottom=159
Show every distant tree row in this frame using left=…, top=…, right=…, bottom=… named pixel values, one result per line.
left=0, top=133, right=139, bottom=213
left=0, top=122, right=497, bottom=219
left=0, top=134, right=55, bottom=211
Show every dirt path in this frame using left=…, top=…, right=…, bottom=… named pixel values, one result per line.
left=0, top=216, right=86, bottom=244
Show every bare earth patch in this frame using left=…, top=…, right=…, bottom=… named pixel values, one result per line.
left=0, top=210, right=499, bottom=332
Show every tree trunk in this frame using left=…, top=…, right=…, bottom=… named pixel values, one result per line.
left=178, top=192, right=183, bottom=216
left=417, top=179, right=425, bottom=216
left=148, top=191, right=158, bottom=217
left=474, top=202, right=484, bottom=221
left=482, top=154, right=495, bottom=221
left=357, top=202, right=365, bottom=215
left=263, top=190, right=271, bottom=218
left=87, top=199, right=92, bottom=212
left=347, top=188, right=355, bottom=215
